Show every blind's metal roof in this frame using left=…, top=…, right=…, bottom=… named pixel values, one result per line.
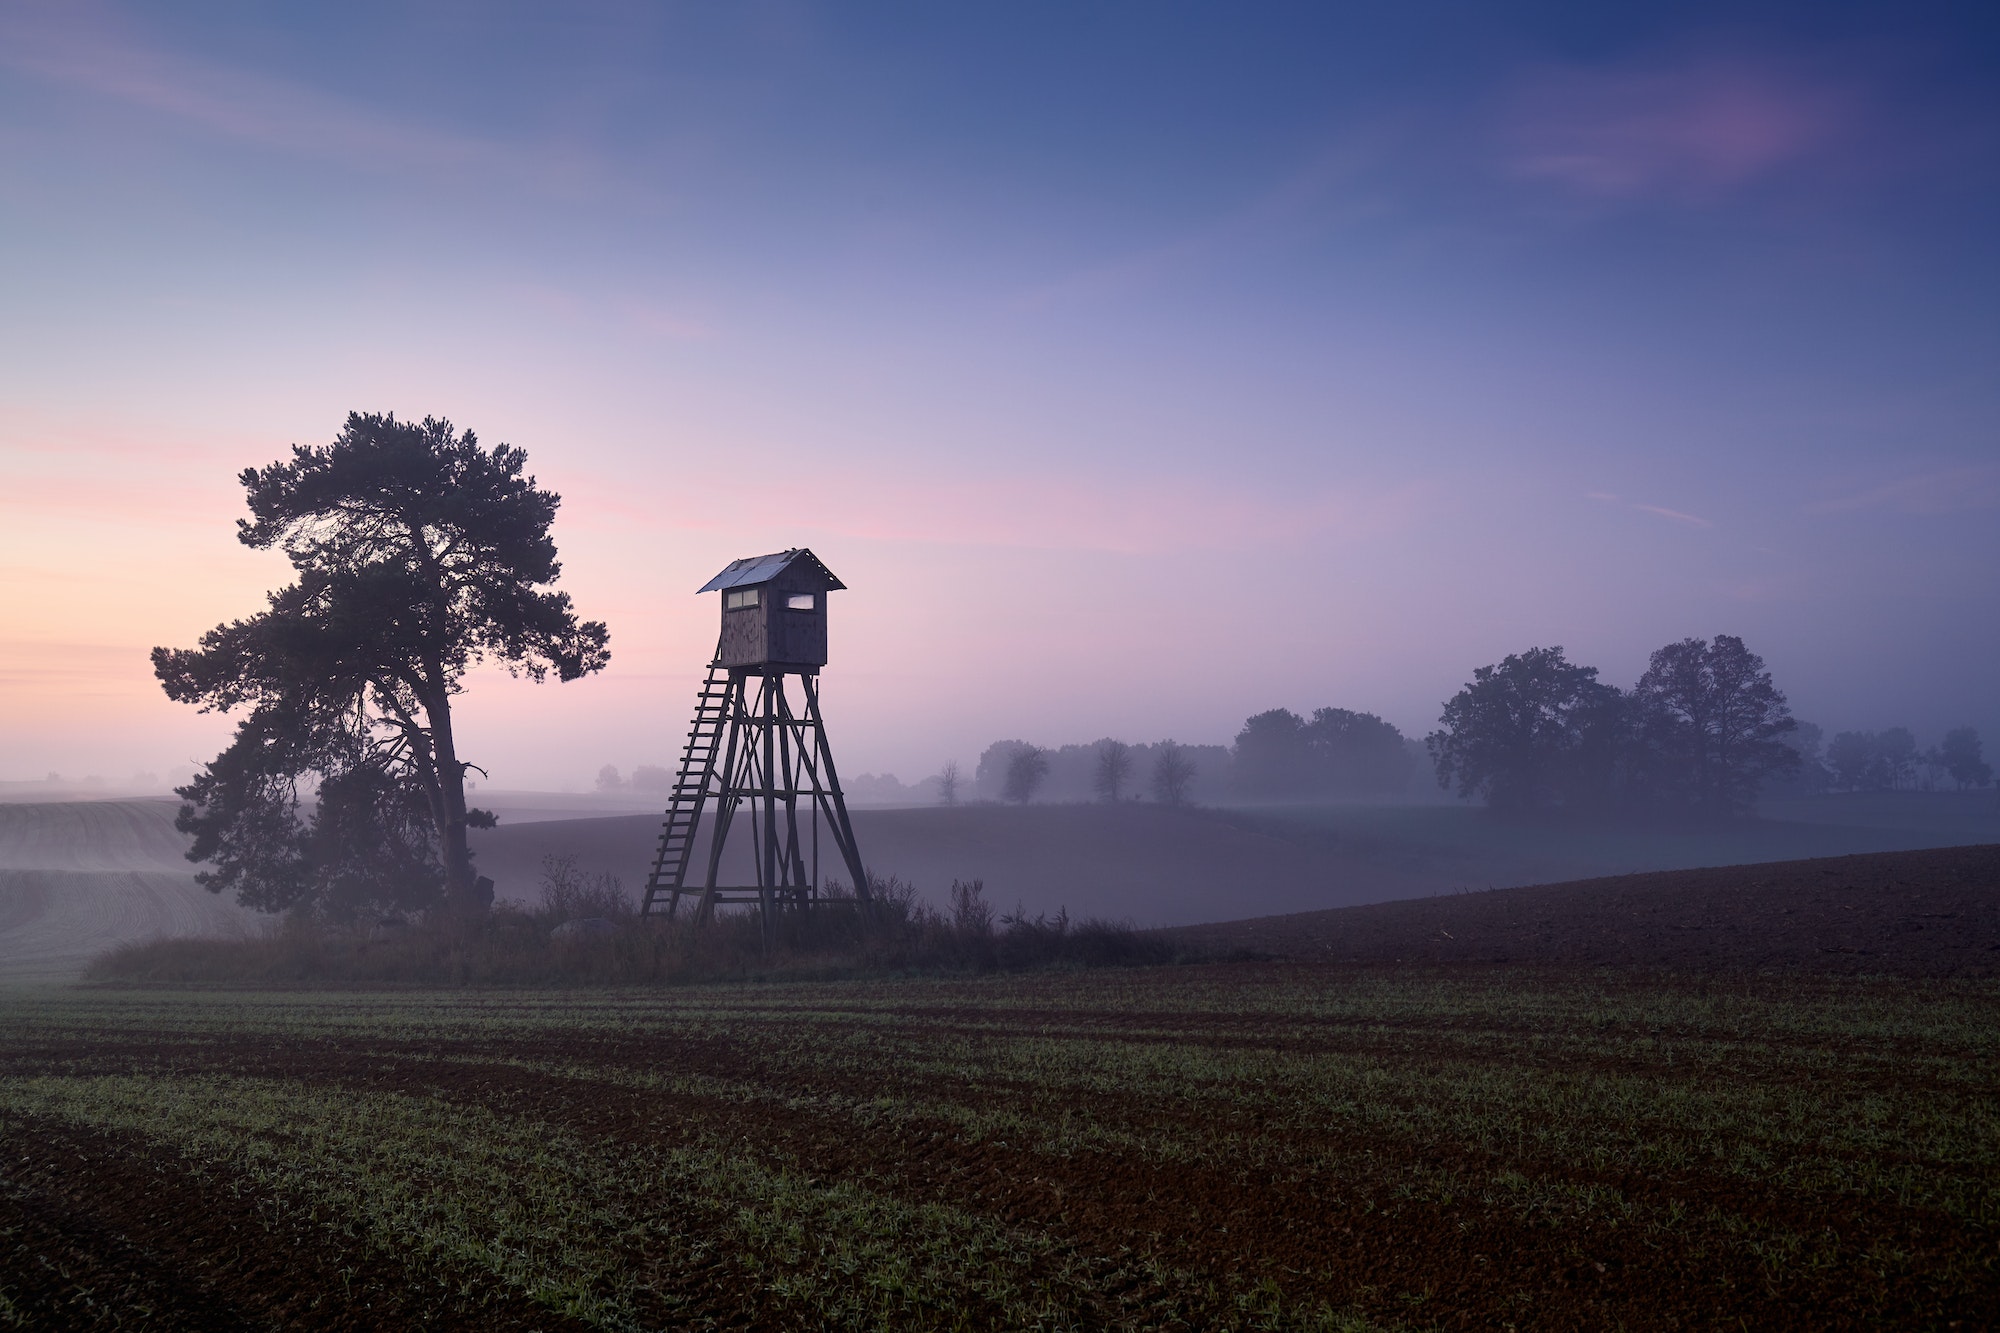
left=696, top=548, right=846, bottom=594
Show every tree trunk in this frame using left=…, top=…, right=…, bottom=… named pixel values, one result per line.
left=422, top=679, right=478, bottom=911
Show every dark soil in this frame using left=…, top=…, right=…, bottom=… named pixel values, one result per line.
left=1161, top=842, right=2000, bottom=976
left=6, top=843, right=1997, bottom=1329
left=6, top=969, right=1994, bottom=1331
left=0, top=1117, right=599, bottom=1332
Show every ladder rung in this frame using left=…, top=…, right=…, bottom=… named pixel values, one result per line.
left=638, top=669, right=736, bottom=918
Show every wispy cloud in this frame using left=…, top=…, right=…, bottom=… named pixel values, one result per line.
left=0, top=2, right=611, bottom=198
left=1632, top=503, right=1714, bottom=528
left=1809, top=463, right=2000, bottom=515
left=0, top=407, right=264, bottom=538
left=1589, top=493, right=1714, bottom=528
left=1502, top=52, right=1852, bottom=205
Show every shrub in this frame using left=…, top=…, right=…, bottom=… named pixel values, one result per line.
left=87, top=870, right=1183, bottom=987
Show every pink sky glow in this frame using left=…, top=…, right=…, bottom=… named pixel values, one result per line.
left=2, top=6, right=1995, bottom=791
left=1504, top=54, right=1850, bottom=202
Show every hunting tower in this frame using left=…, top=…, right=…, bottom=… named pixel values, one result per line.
left=642, top=549, right=869, bottom=922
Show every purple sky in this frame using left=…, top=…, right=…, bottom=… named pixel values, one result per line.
left=2, top=1, right=1996, bottom=790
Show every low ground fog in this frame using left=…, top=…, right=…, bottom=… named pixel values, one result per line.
left=2, top=790, right=1996, bottom=983
left=470, top=789, right=2000, bottom=927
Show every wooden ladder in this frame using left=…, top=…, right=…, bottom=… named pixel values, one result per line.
left=641, top=663, right=734, bottom=916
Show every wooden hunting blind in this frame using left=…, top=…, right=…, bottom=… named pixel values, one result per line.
left=707, top=547, right=841, bottom=670
left=642, top=549, right=869, bottom=922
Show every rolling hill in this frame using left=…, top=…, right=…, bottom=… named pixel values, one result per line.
left=6, top=793, right=1998, bottom=982
left=1161, top=842, right=2000, bottom=976
left=470, top=795, right=2000, bottom=927
left=0, top=801, right=257, bottom=984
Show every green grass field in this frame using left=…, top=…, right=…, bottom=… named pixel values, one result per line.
left=3, top=964, right=1995, bottom=1329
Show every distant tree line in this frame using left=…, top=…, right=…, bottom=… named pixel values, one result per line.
left=965, top=704, right=1422, bottom=807
left=1425, top=634, right=1992, bottom=818
left=1231, top=707, right=1416, bottom=798
left=1792, top=724, right=1992, bottom=794
left=1426, top=637, right=1797, bottom=818
left=606, top=639, right=1991, bottom=818
left=596, top=764, right=674, bottom=793
left=972, top=738, right=1223, bottom=806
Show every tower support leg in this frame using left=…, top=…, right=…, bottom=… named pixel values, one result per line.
left=802, top=674, right=871, bottom=904
left=651, top=664, right=868, bottom=924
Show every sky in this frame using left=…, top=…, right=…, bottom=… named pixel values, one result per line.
left=2, top=0, right=1997, bottom=791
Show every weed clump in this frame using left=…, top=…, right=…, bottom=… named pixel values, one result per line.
left=87, top=854, right=1182, bottom=987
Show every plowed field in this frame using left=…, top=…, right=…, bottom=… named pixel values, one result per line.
left=1166, top=843, right=2000, bottom=976
left=3, top=964, right=1995, bottom=1330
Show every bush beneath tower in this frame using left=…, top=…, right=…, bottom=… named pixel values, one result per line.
left=86, top=855, right=1183, bottom=987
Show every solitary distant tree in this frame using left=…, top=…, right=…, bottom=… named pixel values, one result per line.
left=153, top=412, right=609, bottom=918
left=1303, top=707, right=1414, bottom=796
left=595, top=764, right=624, bottom=791
left=1427, top=647, right=1618, bottom=813
left=1150, top=741, right=1197, bottom=806
left=1629, top=635, right=1797, bottom=817
left=1093, top=739, right=1133, bottom=801
left=1940, top=727, right=1993, bottom=789
left=1231, top=709, right=1310, bottom=796
left=1002, top=746, right=1050, bottom=804
left=629, top=764, right=674, bottom=793
left=937, top=760, right=962, bottom=806
left=1230, top=706, right=1414, bottom=798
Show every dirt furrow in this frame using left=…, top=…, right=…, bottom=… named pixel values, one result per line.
left=0, top=1115, right=605, bottom=1332
left=8, top=1030, right=1983, bottom=1330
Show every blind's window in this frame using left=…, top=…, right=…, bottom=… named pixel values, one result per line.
left=725, top=587, right=760, bottom=610
left=786, top=593, right=816, bottom=611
